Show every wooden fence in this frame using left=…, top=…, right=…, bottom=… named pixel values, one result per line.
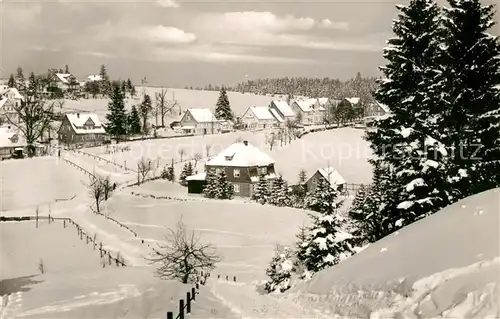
left=166, top=271, right=237, bottom=319
left=61, top=157, right=95, bottom=179
left=0, top=215, right=127, bottom=267
left=72, top=149, right=137, bottom=173
left=343, top=183, right=363, bottom=196
left=89, top=206, right=139, bottom=238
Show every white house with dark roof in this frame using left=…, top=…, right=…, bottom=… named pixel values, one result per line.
left=58, top=112, right=108, bottom=147
left=305, top=167, right=346, bottom=193
left=269, top=100, right=295, bottom=122
left=54, top=73, right=79, bottom=91
left=186, top=140, right=277, bottom=197
left=179, top=108, right=220, bottom=135
left=240, top=106, right=277, bottom=130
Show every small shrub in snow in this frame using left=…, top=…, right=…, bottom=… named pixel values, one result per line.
left=38, top=259, right=45, bottom=274
left=179, top=162, right=194, bottom=186
left=264, top=245, right=295, bottom=293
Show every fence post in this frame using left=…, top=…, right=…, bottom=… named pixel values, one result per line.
left=196, top=283, right=199, bottom=289
left=234, top=276, right=236, bottom=282
left=192, top=287, right=196, bottom=301
left=226, top=275, right=228, bottom=281
left=100, top=242, right=103, bottom=257
left=186, top=292, right=191, bottom=313
left=63, top=219, right=66, bottom=228
left=86, top=236, right=89, bottom=244
left=167, top=312, right=173, bottom=319
left=179, top=299, right=184, bottom=319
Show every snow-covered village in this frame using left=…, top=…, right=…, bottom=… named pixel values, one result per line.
left=0, top=0, right=499, bottom=318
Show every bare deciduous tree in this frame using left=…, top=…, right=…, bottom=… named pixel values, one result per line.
left=137, top=157, right=152, bottom=184
left=178, top=148, right=186, bottom=162
left=146, top=219, right=221, bottom=284
left=267, top=132, right=277, bottom=151
left=205, top=144, right=212, bottom=158
left=155, top=87, right=178, bottom=128
left=102, top=175, right=114, bottom=200
left=193, top=152, right=202, bottom=170
left=6, top=73, right=54, bottom=156
left=87, top=174, right=105, bottom=213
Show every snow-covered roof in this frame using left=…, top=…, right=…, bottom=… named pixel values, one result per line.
left=271, top=100, right=295, bottom=117
left=55, top=73, right=72, bottom=84
left=186, top=172, right=206, bottom=181
left=294, top=99, right=317, bottom=112
left=1, top=87, right=23, bottom=100
left=0, top=97, right=7, bottom=109
left=317, top=98, right=329, bottom=106
left=87, top=75, right=102, bottom=82
left=317, top=167, right=346, bottom=186
left=346, top=97, right=360, bottom=105
left=206, top=141, right=275, bottom=167
left=247, top=106, right=276, bottom=120
left=185, top=108, right=217, bottom=123
left=65, top=113, right=106, bottom=135
left=269, top=108, right=284, bottom=122
left=0, top=127, right=24, bottom=148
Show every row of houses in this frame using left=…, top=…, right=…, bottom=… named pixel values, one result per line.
left=177, top=97, right=389, bottom=134
left=185, top=140, right=347, bottom=197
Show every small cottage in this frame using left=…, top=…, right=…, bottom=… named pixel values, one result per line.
left=0, top=127, right=25, bottom=160
left=58, top=113, right=108, bottom=147
left=306, top=167, right=346, bottom=193
left=186, top=140, right=277, bottom=197
left=179, top=108, right=220, bottom=135
left=240, top=106, right=277, bottom=130
left=269, top=100, right=295, bottom=122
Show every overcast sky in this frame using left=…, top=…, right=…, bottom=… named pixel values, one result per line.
left=0, top=0, right=498, bottom=87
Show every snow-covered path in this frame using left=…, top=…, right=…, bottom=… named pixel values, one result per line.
left=198, top=280, right=332, bottom=319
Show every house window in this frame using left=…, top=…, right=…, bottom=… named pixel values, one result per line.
left=260, top=167, right=267, bottom=175
left=233, top=184, right=240, bottom=193
left=233, top=169, right=240, bottom=178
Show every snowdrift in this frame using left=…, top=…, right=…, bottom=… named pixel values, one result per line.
left=289, top=188, right=500, bottom=318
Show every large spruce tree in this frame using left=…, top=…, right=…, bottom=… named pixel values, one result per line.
left=439, top=0, right=500, bottom=198
left=106, top=83, right=127, bottom=139
left=215, top=87, right=233, bottom=121
left=365, top=0, right=452, bottom=233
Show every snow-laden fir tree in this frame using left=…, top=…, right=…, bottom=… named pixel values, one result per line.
left=215, top=87, right=233, bottom=121
left=253, top=174, right=271, bottom=205
left=215, top=169, right=234, bottom=200
left=139, top=94, right=153, bottom=134
left=7, top=74, right=15, bottom=88
left=167, top=165, right=175, bottom=182
left=269, top=174, right=285, bottom=206
left=294, top=225, right=310, bottom=277
left=365, top=0, right=452, bottom=233
left=179, top=162, right=194, bottom=186
left=128, top=105, right=141, bottom=135
left=203, top=169, right=219, bottom=198
left=300, top=178, right=352, bottom=273
left=106, top=83, right=128, bottom=139
left=264, top=245, right=295, bottom=293
left=438, top=0, right=500, bottom=199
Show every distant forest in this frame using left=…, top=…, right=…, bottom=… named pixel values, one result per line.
left=187, top=73, right=380, bottom=103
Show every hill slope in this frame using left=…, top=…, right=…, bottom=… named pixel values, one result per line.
left=288, top=187, right=500, bottom=318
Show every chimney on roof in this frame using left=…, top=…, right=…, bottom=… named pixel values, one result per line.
left=77, top=113, right=80, bottom=118
left=243, top=140, right=248, bottom=146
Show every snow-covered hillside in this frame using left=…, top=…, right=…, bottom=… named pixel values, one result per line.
left=285, top=187, right=500, bottom=318
left=61, top=87, right=275, bottom=120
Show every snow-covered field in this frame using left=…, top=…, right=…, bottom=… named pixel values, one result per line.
left=85, top=127, right=372, bottom=186
left=61, top=87, right=275, bottom=120
left=0, top=157, right=88, bottom=212
left=0, top=220, right=102, bottom=280
left=102, top=192, right=311, bottom=282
